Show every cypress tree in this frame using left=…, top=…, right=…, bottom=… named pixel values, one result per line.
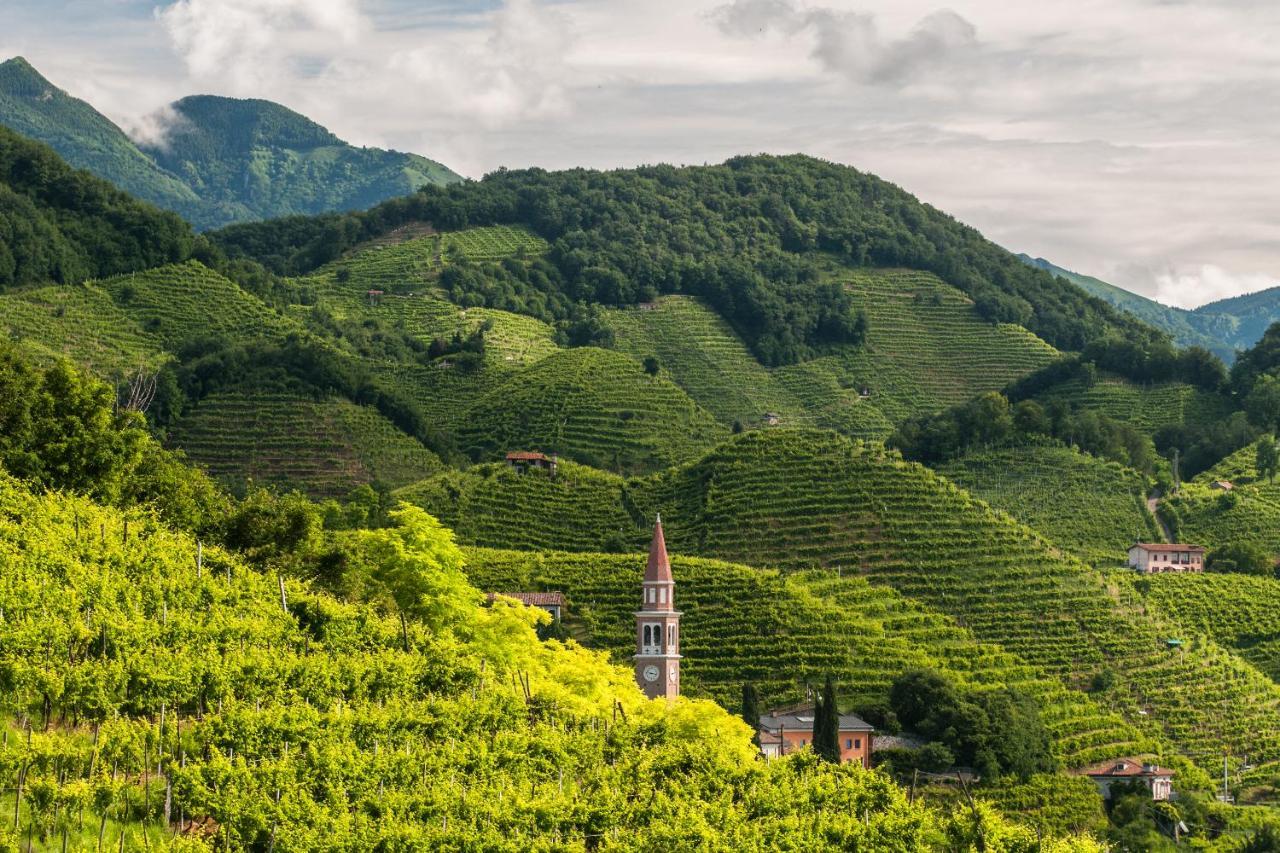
left=815, top=676, right=842, bottom=764
left=741, top=682, right=760, bottom=745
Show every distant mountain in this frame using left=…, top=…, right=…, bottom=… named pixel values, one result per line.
left=0, top=57, right=461, bottom=229
left=1018, top=254, right=1280, bottom=361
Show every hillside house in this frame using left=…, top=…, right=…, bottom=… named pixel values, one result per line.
left=366, top=289, right=383, bottom=305
left=758, top=706, right=874, bottom=767
left=1083, top=758, right=1174, bottom=801
left=505, top=451, right=558, bottom=475
left=1128, top=543, right=1206, bottom=574
left=486, top=591, right=566, bottom=622
left=762, top=412, right=782, bottom=426
left=1210, top=480, right=1234, bottom=491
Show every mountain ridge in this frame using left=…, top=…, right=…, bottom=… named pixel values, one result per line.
left=0, top=56, right=461, bottom=229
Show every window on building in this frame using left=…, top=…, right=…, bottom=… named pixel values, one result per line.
left=667, top=625, right=674, bottom=648
left=659, top=587, right=666, bottom=604
left=854, top=738, right=861, bottom=749
left=845, top=739, right=852, bottom=749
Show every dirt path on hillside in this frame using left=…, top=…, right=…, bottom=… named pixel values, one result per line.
left=1147, top=493, right=1175, bottom=543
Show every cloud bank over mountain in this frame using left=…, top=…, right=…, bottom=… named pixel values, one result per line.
left=4, top=0, right=1277, bottom=306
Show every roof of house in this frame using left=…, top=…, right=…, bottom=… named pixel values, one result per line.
left=487, top=591, right=566, bottom=608
left=1211, top=480, right=1234, bottom=489
left=505, top=451, right=554, bottom=463
left=1130, top=543, right=1206, bottom=553
left=1083, top=758, right=1175, bottom=779
left=759, top=708, right=874, bottom=734
left=645, top=516, right=672, bottom=583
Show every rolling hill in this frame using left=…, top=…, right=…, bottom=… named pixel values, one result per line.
left=0, top=56, right=460, bottom=229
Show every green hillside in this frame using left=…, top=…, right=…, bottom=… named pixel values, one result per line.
left=1159, top=439, right=1280, bottom=556
left=465, top=548, right=1151, bottom=769
left=407, top=428, right=1280, bottom=783
left=1021, top=255, right=1280, bottom=361
left=0, top=282, right=164, bottom=373
left=0, top=58, right=461, bottom=230
left=456, top=347, right=728, bottom=473
left=1139, top=572, right=1280, bottom=684
left=938, top=444, right=1160, bottom=567
left=168, top=388, right=444, bottom=497
left=0, top=471, right=1034, bottom=850
left=1035, top=373, right=1232, bottom=435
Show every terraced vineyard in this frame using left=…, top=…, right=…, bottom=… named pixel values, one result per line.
left=938, top=444, right=1160, bottom=567
left=1137, top=572, right=1280, bottom=684
left=425, top=428, right=1280, bottom=782
left=169, top=389, right=443, bottom=496
left=102, top=261, right=301, bottom=349
left=1155, top=438, right=1280, bottom=556
left=834, top=269, right=1060, bottom=422
left=396, top=461, right=637, bottom=552
left=1036, top=374, right=1233, bottom=434
left=603, top=296, right=893, bottom=438
left=465, top=548, right=1152, bottom=769
left=456, top=347, right=728, bottom=473
left=0, top=282, right=164, bottom=374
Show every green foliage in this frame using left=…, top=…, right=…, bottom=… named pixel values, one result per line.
left=1206, top=542, right=1276, bottom=577
left=0, top=59, right=460, bottom=231
left=938, top=443, right=1159, bottom=566
left=0, top=124, right=194, bottom=288
left=813, top=676, right=841, bottom=764
left=213, top=154, right=1157, bottom=365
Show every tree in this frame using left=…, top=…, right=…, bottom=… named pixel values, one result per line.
left=1246, top=376, right=1280, bottom=433
left=741, top=682, right=760, bottom=745
left=643, top=356, right=660, bottom=377
left=1206, top=542, right=1275, bottom=577
left=1239, top=825, right=1280, bottom=853
left=814, top=676, right=841, bottom=764
left=1258, top=438, right=1279, bottom=482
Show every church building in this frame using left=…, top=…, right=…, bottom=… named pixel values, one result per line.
left=635, top=516, right=681, bottom=700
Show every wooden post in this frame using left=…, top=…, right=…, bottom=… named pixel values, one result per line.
left=196, top=541, right=202, bottom=579
left=278, top=574, right=288, bottom=612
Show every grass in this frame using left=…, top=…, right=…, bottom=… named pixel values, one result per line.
left=937, top=443, right=1160, bottom=567
left=168, top=388, right=443, bottom=497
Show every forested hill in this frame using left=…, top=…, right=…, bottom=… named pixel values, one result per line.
left=0, top=56, right=461, bottom=229
left=0, top=124, right=195, bottom=288
left=210, top=154, right=1161, bottom=365
left=1020, top=254, right=1280, bottom=361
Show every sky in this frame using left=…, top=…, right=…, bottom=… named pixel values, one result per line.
left=2, top=0, right=1277, bottom=308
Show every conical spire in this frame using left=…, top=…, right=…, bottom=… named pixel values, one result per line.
left=645, top=514, right=672, bottom=582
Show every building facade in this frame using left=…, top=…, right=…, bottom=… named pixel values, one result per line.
left=634, top=516, right=681, bottom=700
left=1084, top=758, right=1175, bottom=801
left=757, top=707, right=875, bottom=767
left=1128, top=543, right=1206, bottom=573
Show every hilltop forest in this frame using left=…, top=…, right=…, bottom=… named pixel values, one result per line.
left=3, top=119, right=1280, bottom=851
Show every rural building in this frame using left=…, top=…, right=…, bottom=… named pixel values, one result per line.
left=366, top=289, right=383, bottom=305
left=637, top=301, right=659, bottom=311
left=1128, top=543, right=1206, bottom=573
left=762, top=412, right=782, bottom=426
left=634, top=516, right=681, bottom=700
left=757, top=706, right=875, bottom=767
left=1210, top=480, right=1234, bottom=491
left=505, top=451, right=558, bottom=475
left=486, top=591, right=566, bottom=622
left=1083, top=758, right=1174, bottom=801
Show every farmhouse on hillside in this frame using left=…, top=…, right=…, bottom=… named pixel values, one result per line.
left=1082, top=758, right=1175, bottom=801
left=1128, top=543, right=1206, bottom=574
left=757, top=705, right=875, bottom=767
left=505, top=451, right=558, bottom=475
left=486, top=591, right=566, bottom=622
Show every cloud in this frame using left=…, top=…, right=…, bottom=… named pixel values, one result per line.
left=712, top=0, right=980, bottom=86
left=1152, top=265, right=1278, bottom=310
left=387, top=0, right=574, bottom=125
left=119, top=102, right=190, bottom=152
left=157, top=0, right=366, bottom=90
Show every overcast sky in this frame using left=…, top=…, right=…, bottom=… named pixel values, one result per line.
left=2, top=0, right=1277, bottom=308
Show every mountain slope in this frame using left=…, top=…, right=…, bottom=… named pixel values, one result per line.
left=1020, top=255, right=1280, bottom=361
left=0, top=57, right=461, bottom=229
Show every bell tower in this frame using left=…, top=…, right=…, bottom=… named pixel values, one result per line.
left=635, top=515, right=681, bottom=700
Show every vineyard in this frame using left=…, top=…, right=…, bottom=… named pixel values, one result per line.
left=0, top=471, right=1089, bottom=851
left=455, top=347, right=728, bottom=473
left=0, top=283, right=165, bottom=375
left=1137, top=572, right=1280, bottom=684
left=1152, top=439, right=1280, bottom=556
left=168, top=389, right=443, bottom=497
left=102, top=261, right=302, bottom=350
left=834, top=269, right=1059, bottom=423
left=464, top=548, right=1152, bottom=770
left=1035, top=374, right=1233, bottom=434
left=413, top=427, right=1280, bottom=785
left=937, top=444, right=1160, bottom=567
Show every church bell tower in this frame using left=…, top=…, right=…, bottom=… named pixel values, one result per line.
left=635, top=515, right=681, bottom=700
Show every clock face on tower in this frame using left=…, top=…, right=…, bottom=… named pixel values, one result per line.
left=643, top=665, right=660, bottom=683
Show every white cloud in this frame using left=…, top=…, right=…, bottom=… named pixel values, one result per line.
left=118, top=102, right=189, bottom=151
left=1153, top=266, right=1278, bottom=311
